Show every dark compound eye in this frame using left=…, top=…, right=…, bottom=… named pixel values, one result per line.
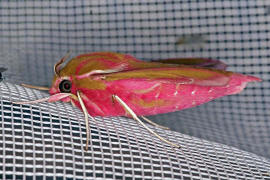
left=59, top=80, right=72, bottom=93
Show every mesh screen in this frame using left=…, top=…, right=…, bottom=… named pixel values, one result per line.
left=0, top=0, right=270, bottom=179
left=1, top=82, right=270, bottom=179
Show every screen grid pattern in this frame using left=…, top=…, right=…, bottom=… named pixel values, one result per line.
left=0, top=0, right=269, bottom=179
left=1, top=82, right=270, bottom=179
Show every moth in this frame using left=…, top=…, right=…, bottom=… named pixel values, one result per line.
left=13, top=52, right=261, bottom=150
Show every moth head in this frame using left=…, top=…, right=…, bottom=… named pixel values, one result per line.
left=50, top=52, right=74, bottom=97
left=13, top=52, right=80, bottom=112
left=49, top=76, right=74, bottom=102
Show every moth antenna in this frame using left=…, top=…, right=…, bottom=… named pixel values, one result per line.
left=54, top=51, right=72, bottom=77
left=77, top=91, right=95, bottom=151
left=21, top=83, right=50, bottom=91
left=12, top=93, right=72, bottom=105
left=12, top=97, right=50, bottom=105
left=112, top=95, right=180, bottom=148
left=141, top=116, right=170, bottom=130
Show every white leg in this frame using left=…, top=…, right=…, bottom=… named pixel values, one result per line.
left=112, top=95, right=180, bottom=148
left=141, top=116, right=170, bottom=130
left=77, top=91, right=95, bottom=151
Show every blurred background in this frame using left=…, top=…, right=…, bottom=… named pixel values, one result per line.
left=0, top=0, right=269, bottom=159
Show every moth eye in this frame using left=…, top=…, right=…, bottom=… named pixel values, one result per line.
left=59, top=80, right=72, bottom=93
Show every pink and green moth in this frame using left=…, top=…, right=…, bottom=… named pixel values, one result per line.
left=14, top=52, right=261, bottom=150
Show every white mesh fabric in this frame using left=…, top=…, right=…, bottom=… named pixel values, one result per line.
left=0, top=0, right=269, bottom=179
left=0, top=82, right=270, bottom=179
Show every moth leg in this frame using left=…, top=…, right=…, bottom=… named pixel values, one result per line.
left=141, top=116, right=170, bottom=130
left=77, top=91, right=94, bottom=151
left=20, top=83, right=50, bottom=91
left=112, top=95, right=180, bottom=148
left=70, top=99, right=76, bottom=108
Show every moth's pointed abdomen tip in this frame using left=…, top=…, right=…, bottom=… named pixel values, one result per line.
left=248, top=75, right=262, bottom=82
left=234, top=74, right=262, bottom=84
left=239, top=72, right=261, bottom=82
